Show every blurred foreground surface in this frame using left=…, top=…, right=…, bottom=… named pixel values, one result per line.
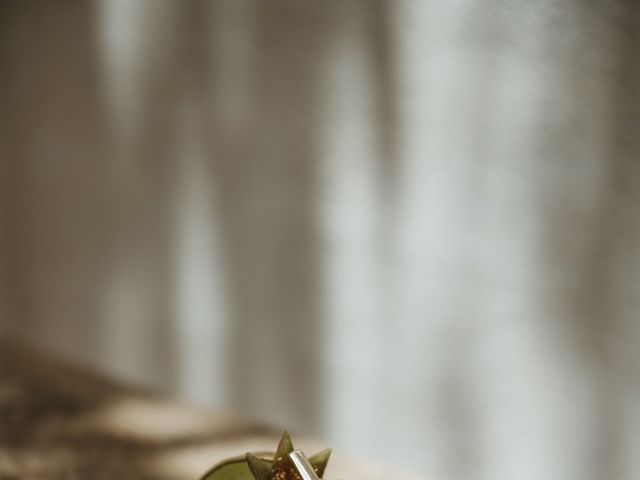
left=0, top=339, right=412, bottom=480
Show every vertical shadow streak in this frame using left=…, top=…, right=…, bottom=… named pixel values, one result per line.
left=205, top=1, right=336, bottom=432
left=584, top=2, right=640, bottom=480
left=0, top=1, right=111, bottom=358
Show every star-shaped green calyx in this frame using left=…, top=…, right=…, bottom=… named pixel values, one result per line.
left=246, top=431, right=332, bottom=480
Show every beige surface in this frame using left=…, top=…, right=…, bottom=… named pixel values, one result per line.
left=0, top=339, right=414, bottom=480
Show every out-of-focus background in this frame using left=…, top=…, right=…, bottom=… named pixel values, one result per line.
left=1, top=1, right=639, bottom=479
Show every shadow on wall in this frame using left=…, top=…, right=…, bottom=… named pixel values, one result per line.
left=0, top=0, right=398, bottom=431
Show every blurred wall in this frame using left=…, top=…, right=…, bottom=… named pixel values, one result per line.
left=1, top=1, right=640, bottom=479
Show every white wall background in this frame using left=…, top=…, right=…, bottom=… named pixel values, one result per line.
left=2, top=1, right=640, bottom=479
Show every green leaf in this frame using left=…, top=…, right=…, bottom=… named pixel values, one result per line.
left=274, top=431, right=294, bottom=463
left=201, top=458, right=256, bottom=480
left=272, top=430, right=296, bottom=472
left=246, top=453, right=272, bottom=480
left=309, top=449, right=332, bottom=478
